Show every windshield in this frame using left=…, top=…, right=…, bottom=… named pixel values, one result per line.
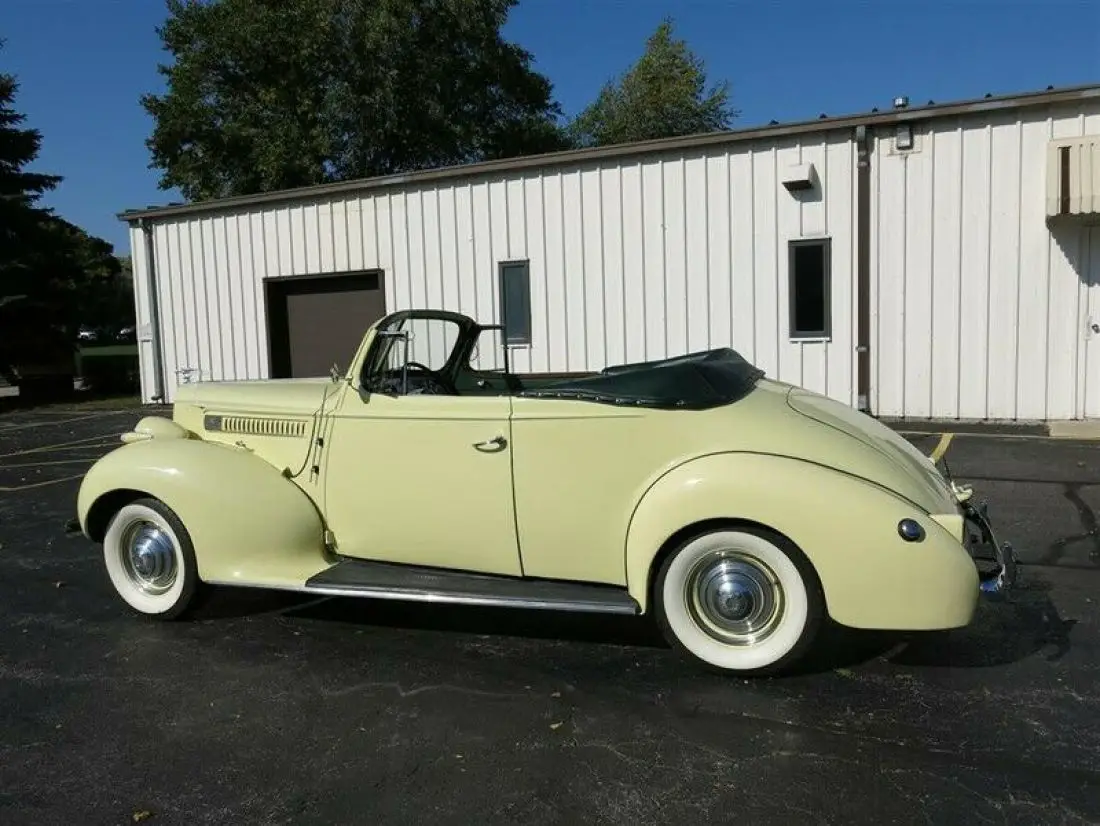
left=360, top=313, right=466, bottom=394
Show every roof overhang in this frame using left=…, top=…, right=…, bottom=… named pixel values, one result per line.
left=120, top=82, right=1100, bottom=225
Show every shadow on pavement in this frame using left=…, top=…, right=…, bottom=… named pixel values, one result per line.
left=185, top=568, right=1071, bottom=677
left=0, top=389, right=145, bottom=415
left=885, top=572, right=1076, bottom=668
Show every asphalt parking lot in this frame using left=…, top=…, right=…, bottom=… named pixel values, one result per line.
left=2, top=405, right=1099, bottom=825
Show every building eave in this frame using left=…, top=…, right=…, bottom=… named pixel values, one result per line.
left=119, top=82, right=1100, bottom=224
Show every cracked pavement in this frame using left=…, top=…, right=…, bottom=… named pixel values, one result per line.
left=1, top=406, right=1099, bottom=824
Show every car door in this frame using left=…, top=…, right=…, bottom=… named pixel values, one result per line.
left=321, top=388, right=523, bottom=577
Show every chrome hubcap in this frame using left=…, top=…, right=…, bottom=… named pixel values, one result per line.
left=686, top=551, right=784, bottom=646
left=121, top=520, right=177, bottom=595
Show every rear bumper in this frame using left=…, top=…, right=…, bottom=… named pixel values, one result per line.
left=962, top=497, right=1018, bottom=596
left=932, top=454, right=1018, bottom=597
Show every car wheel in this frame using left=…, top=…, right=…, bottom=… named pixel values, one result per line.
left=654, top=526, right=825, bottom=676
left=102, top=497, right=200, bottom=620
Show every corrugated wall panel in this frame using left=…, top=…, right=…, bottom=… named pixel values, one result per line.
left=902, top=128, right=935, bottom=419
left=246, top=212, right=269, bottom=379
left=620, top=164, right=646, bottom=365
left=958, top=123, right=993, bottom=419
left=600, top=168, right=626, bottom=368
left=872, top=127, right=907, bottom=417
left=798, top=139, right=829, bottom=395
left=704, top=155, right=732, bottom=359
left=662, top=158, right=688, bottom=359
left=729, top=152, right=756, bottom=364
left=127, top=225, right=157, bottom=403
left=157, top=223, right=181, bottom=394
left=929, top=126, right=963, bottom=418
left=640, top=162, right=665, bottom=363
left=201, top=217, right=227, bottom=380
left=750, top=149, right=780, bottom=376
left=136, top=131, right=862, bottom=405
left=775, top=142, right=803, bottom=386
left=683, top=157, right=707, bottom=354
left=986, top=115, right=1023, bottom=420
left=125, top=96, right=1100, bottom=415
left=222, top=215, right=244, bottom=379
left=871, top=99, right=1100, bottom=420
left=826, top=136, right=856, bottom=403
left=582, top=167, right=608, bottom=370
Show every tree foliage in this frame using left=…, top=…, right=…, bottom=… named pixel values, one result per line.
left=567, top=18, right=737, bottom=149
left=143, top=0, right=571, bottom=201
left=0, top=51, right=62, bottom=286
left=0, top=44, right=130, bottom=363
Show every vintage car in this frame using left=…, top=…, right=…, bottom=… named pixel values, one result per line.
left=74, top=309, right=1016, bottom=676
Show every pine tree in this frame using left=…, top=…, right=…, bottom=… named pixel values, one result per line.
left=0, top=50, right=63, bottom=297
left=568, top=18, right=737, bottom=148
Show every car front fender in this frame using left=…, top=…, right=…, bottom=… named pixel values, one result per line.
left=77, top=437, right=330, bottom=588
left=624, top=452, right=979, bottom=630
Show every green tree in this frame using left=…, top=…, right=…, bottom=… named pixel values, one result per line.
left=567, top=18, right=737, bottom=149
left=0, top=43, right=131, bottom=387
left=0, top=42, right=63, bottom=294
left=4, top=216, right=123, bottom=329
left=142, top=0, right=571, bottom=202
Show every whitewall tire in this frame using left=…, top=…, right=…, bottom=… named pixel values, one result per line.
left=102, top=497, right=200, bottom=620
left=654, top=526, right=825, bottom=676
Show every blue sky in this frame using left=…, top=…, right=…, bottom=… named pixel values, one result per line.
left=1, top=0, right=1097, bottom=255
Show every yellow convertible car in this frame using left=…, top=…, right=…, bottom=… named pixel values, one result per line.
left=75, top=309, right=1016, bottom=676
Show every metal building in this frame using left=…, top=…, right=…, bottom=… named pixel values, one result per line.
left=120, top=83, right=1100, bottom=422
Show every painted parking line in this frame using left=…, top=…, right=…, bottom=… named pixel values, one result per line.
left=0, top=458, right=98, bottom=469
left=0, top=409, right=134, bottom=432
left=0, top=473, right=86, bottom=492
left=0, top=428, right=122, bottom=490
left=893, top=429, right=1053, bottom=442
left=0, top=434, right=118, bottom=459
left=929, top=431, right=955, bottom=463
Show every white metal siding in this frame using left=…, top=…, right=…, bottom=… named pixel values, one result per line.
left=135, top=136, right=857, bottom=405
left=128, top=224, right=158, bottom=399
left=128, top=95, right=1100, bottom=419
left=870, top=100, right=1100, bottom=420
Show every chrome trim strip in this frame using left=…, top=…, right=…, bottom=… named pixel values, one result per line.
left=204, top=579, right=641, bottom=615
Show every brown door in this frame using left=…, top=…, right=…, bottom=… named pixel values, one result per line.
left=266, top=271, right=387, bottom=378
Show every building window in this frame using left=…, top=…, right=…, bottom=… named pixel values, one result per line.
left=498, top=259, right=532, bottom=345
left=788, top=238, right=831, bottom=340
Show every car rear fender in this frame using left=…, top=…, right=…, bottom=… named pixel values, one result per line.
left=624, top=452, right=978, bottom=630
left=77, top=437, right=330, bottom=587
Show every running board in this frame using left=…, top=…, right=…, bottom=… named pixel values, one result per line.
left=303, top=559, right=640, bottom=615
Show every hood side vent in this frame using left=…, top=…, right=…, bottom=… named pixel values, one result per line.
left=207, top=414, right=307, bottom=439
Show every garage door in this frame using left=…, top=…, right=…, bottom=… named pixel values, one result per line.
left=266, top=271, right=387, bottom=379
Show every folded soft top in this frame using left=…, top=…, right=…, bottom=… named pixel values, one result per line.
left=517, top=347, right=766, bottom=410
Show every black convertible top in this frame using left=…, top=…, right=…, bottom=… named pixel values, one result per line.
left=516, top=348, right=766, bottom=410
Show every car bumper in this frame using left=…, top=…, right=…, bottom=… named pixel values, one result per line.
left=932, top=454, right=1018, bottom=597
left=961, top=497, right=1018, bottom=596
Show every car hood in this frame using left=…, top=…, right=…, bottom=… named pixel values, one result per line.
left=167, top=378, right=346, bottom=481
left=781, top=384, right=957, bottom=512
left=173, top=377, right=344, bottom=416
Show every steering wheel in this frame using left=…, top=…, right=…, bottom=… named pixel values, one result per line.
left=401, top=360, right=458, bottom=395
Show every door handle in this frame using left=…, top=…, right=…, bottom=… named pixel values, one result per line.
left=473, top=434, right=507, bottom=451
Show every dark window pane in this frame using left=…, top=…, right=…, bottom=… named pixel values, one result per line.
left=499, top=261, right=531, bottom=344
left=789, top=240, right=830, bottom=338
